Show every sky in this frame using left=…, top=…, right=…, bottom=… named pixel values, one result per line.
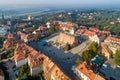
left=0, top=0, right=120, bottom=7
left=0, top=0, right=120, bottom=5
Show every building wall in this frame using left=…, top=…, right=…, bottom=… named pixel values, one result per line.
left=101, top=43, right=112, bottom=60
left=75, top=68, right=90, bottom=80
left=24, top=38, right=34, bottom=43
left=15, top=58, right=28, bottom=67
left=30, top=65, right=43, bottom=76
left=89, top=35, right=99, bottom=44
left=59, top=33, right=78, bottom=46
left=51, top=74, right=56, bottom=80
left=43, top=56, right=71, bottom=80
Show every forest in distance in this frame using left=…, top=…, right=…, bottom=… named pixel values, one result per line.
left=46, top=8, right=120, bottom=36
left=1, top=8, right=120, bottom=36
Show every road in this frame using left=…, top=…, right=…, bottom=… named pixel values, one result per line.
left=29, top=41, right=80, bottom=80
left=70, top=40, right=92, bottom=55
left=28, top=33, right=93, bottom=80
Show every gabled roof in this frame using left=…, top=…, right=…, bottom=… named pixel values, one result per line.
left=76, top=62, right=105, bottom=80
left=105, top=36, right=120, bottom=43
left=77, top=62, right=97, bottom=80
left=89, top=27, right=99, bottom=32
left=84, top=30, right=97, bottom=37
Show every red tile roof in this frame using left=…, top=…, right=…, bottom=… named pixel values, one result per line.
left=84, top=30, right=96, bottom=37
left=17, top=31, right=34, bottom=40
left=76, top=29, right=87, bottom=34
left=97, top=33, right=106, bottom=39
left=14, top=43, right=37, bottom=62
left=64, top=22, right=78, bottom=27
left=33, top=26, right=48, bottom=34
left=76, top=62, right=105, bottom=80
left=101, top=30, right=111, bottom=35
left=30, top=54, right=45, bottom=68
left=6, top=32, right=14, bottom=39
left=59, top=21, right=78, bottom=31
left=77, top=62, right=97, bottom=80
left=89, top=27, right=99, bottom=32
left=105, top=36, right=120, bottom=43
left=37, top=26, right=48, bottom=31
left=3, top=38, right=19, bottom=49
left=15, top=23, right=27, bottom=27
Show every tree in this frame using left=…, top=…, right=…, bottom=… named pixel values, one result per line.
left=88, top=42, right=98, bottom=54
left=34, top=33, right=41, bottom=41
left=54, top=40, right=59, bottom=46
left=75, top=58, right=82, bottom=66
left=18, top=64, right=30, bottom=80
left=8, top=49, right=14, bottom=58
left=54, top=22, right=60, bottom=31
left=64, top=43, right=71, bottom=51
left=81, top=42, right=98, bottom=61
left=115, top=50, right=120, bottom=66
left=49, top=27, right=55, bottom=34
left=33, top=25, right=38, bottom=30
left=81, top=50, right=94, bottom=61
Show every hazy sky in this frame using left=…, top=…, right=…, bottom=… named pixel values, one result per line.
left=0, top=0, right=120, bottom=5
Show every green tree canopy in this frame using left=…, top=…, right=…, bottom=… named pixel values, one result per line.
left=34, top=33, right=41, bottom=41
left=18, top=64, right=30, bottom=80
left=81, top=50, right=94, bottom=61
left=49, top=26, right=55, bottom=34
left=81, top=42, right=98, bottom=61
left=75, top=58, right=82, bottom=66
left=88, top=42, right=98, bottom=54
left=115, top=50, right=120, bottom=66
left=64, top=43, right=71, bottom=51
left=8, top=49, right=14, bottom=58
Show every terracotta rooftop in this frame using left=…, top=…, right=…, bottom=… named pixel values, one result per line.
left=97, top=33, right=106, bottom=39
left=77, top=62, right=97, bottom=80
left=105, top=36, right=120, bottom=43
left=33, top=26, right=48, bottom=34
left=89, top=27, right=99, bottom=32
left=6, top=32, right=14, bottom=39
left=17, top=31, right=34, bottom=40
left=3, top=38, right=19, bottom=49
left=14, top=43, right=38, bottom=62
left=76, top=29, right=87, bottom=34
left=101, top=30, right=111, bottom=35
left=15, top=23, right=27, bottom=27
left=64, top=22, right=77, bottom=27
left=30, top=54, right=45, bottom=68
left=37, top=26, right=48, bottom=31
left=84, top=30, right=96, bottom=37
left=77, top=62, right=105, bottom=80
left=101, top=42, right=112, bottom=56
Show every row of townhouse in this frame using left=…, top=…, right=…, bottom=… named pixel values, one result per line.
left=17, top=31, right=34, bottom=43
left=58, top=21, right=78, bottom=35
left=32, top=26, right=50, bottom=37
left=72, top=61, right=105, bottom=80
left=17, top=25, right=50, bottom=43
left=3, top=32, right=21, bottom=49
left=75, top=26, right=120, bottom=60
left=76, top=27, right=111, bottom=45
left=47, top=21, right=78, bottom=35
left=101, top=36, right=120, bottom=59
left=17, top=21, right=79, bottom=43
left=14, top=42, right=71, bottom=79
